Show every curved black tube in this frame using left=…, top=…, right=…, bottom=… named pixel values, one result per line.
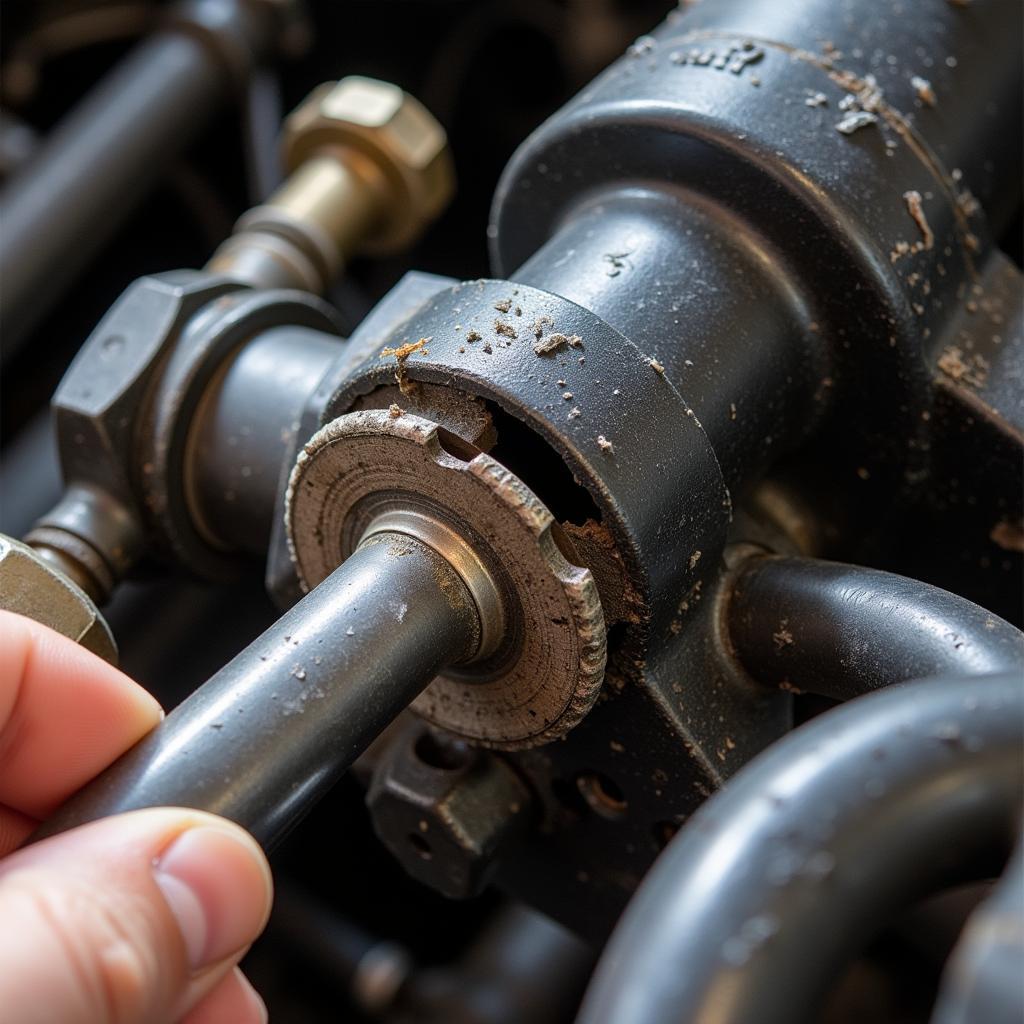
left=577, top=673, right=1024, bottom=1024
left=726, top=556, right=1024, bottom=701
left=931, top=839, right=1024, bottom=1024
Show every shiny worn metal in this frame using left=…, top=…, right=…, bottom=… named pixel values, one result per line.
left=285, top=408, right=607, bottom=749
left=361, top=509, right=505, bottom=662
left=0, top=534, right=117, bottom=663
left=367, top=721, right=533, bottom=899
left=579, top=673, right=1024, bottom=1024
left=208, top=76, right=454, bottom=292
left=32, top=530, right=481, bottom=848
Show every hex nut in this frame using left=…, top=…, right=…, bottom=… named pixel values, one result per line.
left=283, top=77, right=454, bottom=254
left=0, top=535, right=116, bottom=663
left=54, top=271, right=241, bottom=511
left=367, top=725, right=532, bottom=899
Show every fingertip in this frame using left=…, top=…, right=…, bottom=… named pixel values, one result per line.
left=180, top=967, right=268, bottom=1024
left=153, top=819, right=273, bottom=969
left=0, top=613, right=164, bottom=816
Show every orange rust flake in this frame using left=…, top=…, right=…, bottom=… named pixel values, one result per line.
left=381, top=337, right=430, bottom=396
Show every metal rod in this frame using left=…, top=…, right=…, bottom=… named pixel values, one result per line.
left=31, top=533, right=481, bottom=849
left=726, top=556, right=1024, bottom=700
left=578, top=672, right=1024, bottom=1024
left=0, top=2, right=266, bottom=360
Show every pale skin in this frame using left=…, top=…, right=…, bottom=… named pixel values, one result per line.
left=0, top=610, right=274, bottom=1024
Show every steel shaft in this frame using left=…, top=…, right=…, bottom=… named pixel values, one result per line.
left=32, top=532, right=481, bottom=849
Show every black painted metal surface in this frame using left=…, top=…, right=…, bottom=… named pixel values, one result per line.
left=579, top=672, right=1024, bottom=1024
left=727, top=555, right=1024, bottom=699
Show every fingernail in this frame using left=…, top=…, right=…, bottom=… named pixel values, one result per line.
left=153, top=825, right=272, bottom=970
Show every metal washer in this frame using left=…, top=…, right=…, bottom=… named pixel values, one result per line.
left=285, top=409, right=607, bottom=749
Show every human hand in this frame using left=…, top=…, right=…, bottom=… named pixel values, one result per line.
left=0, top=610, right=273, bottom=1023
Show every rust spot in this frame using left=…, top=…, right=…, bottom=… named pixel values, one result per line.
left=381, top=337, right=430, bottom=396
left=990, top=520, right=1024, bottom=553
left=903, top=190, right=935, bottom=251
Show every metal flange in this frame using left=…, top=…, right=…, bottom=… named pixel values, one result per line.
left=285, top=409, right=607, bottom=749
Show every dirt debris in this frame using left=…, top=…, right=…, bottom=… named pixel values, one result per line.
left=649, top=358, right=665, bottom=374
left=773, top=621, right=795, bottom=651
left=466, top=329, right=481, bottom=343
left=835, top=110, right=877, bottom=134
left=534, top=332, right=582, bottom=355
left=911, top=75, right=936, bottom=107
left=597, top=435, right=615, bottom=453
left=494, top=319, right=517, bottom=339
left=494, top=299, right=512, bottom=313
left=388, top=403, right=404, bottom=419
left=937, top=345, right=989, bottom=388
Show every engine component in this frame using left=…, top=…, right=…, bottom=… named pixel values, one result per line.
left=2, top=0, right=1022, bottom=1020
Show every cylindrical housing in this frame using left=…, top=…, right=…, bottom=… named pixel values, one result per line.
left=512, top=188, right=822, bottom=492
left=492, top=0, right=1023, bottom=507
left=31, top=534, right=481, bottom=849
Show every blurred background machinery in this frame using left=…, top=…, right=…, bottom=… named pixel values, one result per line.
left=1, top=1, right=1022, bottom=1022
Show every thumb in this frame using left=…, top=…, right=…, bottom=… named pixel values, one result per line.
left=0, top=808, right=273, bottom=1024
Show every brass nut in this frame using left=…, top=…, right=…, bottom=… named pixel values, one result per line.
left=283, top=77, right=454, bottom=254
left=0, top=535, right=117, bottom=663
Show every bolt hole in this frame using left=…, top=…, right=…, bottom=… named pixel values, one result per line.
left=414, top=730, right=473, bottom=771
left=407, top=832, right=433, bottom=860
left=576, top=772, right=628, bottom=820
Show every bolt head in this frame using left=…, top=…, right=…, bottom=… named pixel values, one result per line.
left=0, top=535, right=116, bottom=662
left=366, top=726, right=531, bottom=899
left=284, top=77, right=454, bottom=253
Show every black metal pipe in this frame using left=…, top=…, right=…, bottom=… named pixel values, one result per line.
left=726, top=556, right=1024, bottom=700
left=0, top=0, right=271, bottom=360
left=577, top=672, right=1024, bottom=1024
left=931, top=838, right=1024, bottom=1024
left=30, top=533, right=480, bottom=849
left=404, top=904, right=594, bottom=1024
